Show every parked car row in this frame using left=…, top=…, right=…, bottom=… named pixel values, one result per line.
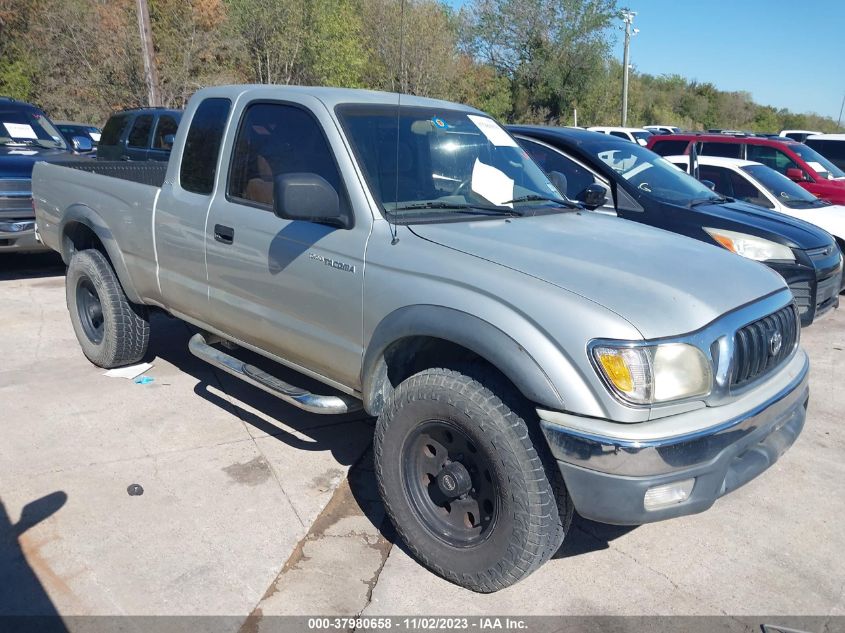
left=0, top=98, right=185, bottom=254
left=510, top=126, right=842, bottom=326
left=28, top=84, right=825, bottom=593
left=648, top=133, right=845, bottom=204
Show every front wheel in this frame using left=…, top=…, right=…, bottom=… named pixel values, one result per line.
left=66, top=249, right=150, bottom=368
left=374, top=367, right=572, bottom=592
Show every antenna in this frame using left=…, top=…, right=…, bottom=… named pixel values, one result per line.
left=391, top=0, right=407, bottom=246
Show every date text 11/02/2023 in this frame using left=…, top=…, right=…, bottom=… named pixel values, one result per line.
left=306, top=617, right=529, bottom=630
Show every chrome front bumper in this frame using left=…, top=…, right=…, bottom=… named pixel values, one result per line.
left=0, top=220, right=49, bottom=253
left=538, top=350, right=809, bottom=524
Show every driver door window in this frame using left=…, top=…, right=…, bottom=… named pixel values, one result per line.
left=228, top=102, right=349, bottom=216
left=519, top=138, right=607, bottom=204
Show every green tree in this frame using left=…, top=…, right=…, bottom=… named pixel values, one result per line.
left=462, top=0, right=618, bottom=121
left=305, top=0, right=368, bottom=88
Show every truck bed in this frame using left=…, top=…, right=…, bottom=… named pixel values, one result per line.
left=50, top=160, right=168, bottom=187
left=33, top=160, right=165, bottom=305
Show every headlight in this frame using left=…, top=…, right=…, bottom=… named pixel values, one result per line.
left=703, top=227, right=795, bottom=262
left=592, top=342, right=712, bottom=405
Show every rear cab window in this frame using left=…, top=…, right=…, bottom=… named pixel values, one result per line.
left=179, top=98, right=232, bottom=195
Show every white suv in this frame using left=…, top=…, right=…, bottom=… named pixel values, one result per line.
left=587, top=126, right=652, bottom=146
left=667, top=154, right=845, bottom=246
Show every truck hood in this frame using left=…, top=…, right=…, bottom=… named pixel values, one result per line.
left=409, top=212, right=786, bottom=340
left=0, top=146, right=70, bottom=179
left=690, top=199, right=832, bottom=249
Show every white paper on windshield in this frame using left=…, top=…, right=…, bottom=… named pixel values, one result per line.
left=471, top=159, right=514, bottom=207
left=622, top=162, right=653, bottom=180
left=807, top=161, right=828, bottom=175
left=467, top=115, right=518, bottom=147
left=89, top=132, right=102, bottom=142
left=2, top=122, right=38, bottom=139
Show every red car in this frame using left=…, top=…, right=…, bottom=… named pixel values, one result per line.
left=647, top=133, right=845, bottom=205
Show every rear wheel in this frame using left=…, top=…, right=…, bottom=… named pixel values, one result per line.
left=66, top=249, right=150, bottom=368
left=374, top=367, right=572, bottom=592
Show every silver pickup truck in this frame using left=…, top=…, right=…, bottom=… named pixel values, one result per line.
left=33, top=85, right=809, bottom=592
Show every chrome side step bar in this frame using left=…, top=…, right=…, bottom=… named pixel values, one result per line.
left=188, top=333, right=363, bottom=415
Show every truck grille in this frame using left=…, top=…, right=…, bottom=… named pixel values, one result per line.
left=0, top=179, right=31, bottom=194
left=730, top=304, right=799, bottom=388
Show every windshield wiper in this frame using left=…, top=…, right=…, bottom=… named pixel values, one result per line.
left=689, top=196, right=732, bottom=207
left=502, top=194, right=581, bottom=209
left=391, top=201, right=523, bottom=216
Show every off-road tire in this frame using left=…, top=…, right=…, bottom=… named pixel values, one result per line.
left=66, top=249, right=150, bottom=368
left=374, top=367, right=572, bottom=593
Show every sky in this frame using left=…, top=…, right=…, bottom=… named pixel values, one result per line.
left=445, top=0, right=845, bottom=122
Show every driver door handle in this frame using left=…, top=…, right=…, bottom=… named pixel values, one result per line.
left=214, top=224, right=234, bottom=244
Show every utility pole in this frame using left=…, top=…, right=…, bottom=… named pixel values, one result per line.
left=838, top=92, right=845, bottom=129
left=620, top=9, right=638, bottom=127
left=136, top=0, right=160, bottom=107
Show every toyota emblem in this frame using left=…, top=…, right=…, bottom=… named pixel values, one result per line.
left=769, top=331, right=783, bottom=356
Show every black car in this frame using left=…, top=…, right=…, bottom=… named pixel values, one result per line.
left=97, top=107, right=181, bottom=161
left=55, top=121, right=101, bottom=153
left=0, top=96, right=77, bottom=253
left=508, top=125, right=842, bottom=326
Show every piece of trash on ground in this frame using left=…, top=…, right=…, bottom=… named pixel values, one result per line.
left=103, top=362, right=153, bottom=380
left=134, top=376, right=155, bottom=385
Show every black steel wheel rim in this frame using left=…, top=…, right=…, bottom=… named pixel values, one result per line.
left=402, top=419, right=500, bottom=548
left=76, top=277, right=104, bottom=344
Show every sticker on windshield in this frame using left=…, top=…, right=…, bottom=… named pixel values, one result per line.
left=471, top=159, right=514, bottom=207
left=89, top=132, right=102, bottom=142
left=467, top=115, right=518, bottom=148
left=2, top=122, right=38, bottom=139
left=806, top=161, right=828, bottom=175
left=431, top=116, right=448, bottom=129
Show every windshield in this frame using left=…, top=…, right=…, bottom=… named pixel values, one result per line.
left=741, top=164, right=823, bottom=209
left=335, top=104, right=563, bottom=221
left=591, top=143, right=719, bottom=204
left=0, top=106, right=67, bottom=149
left=632, top=131, right=652, bottom=145
left=790, top=143, right=845, bottom=180
left=58, top=124, right=101, bottom=144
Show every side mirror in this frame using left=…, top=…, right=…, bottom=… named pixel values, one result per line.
left=273, top=173, right=349, bottom=229
left=580, top=183, right=608, bottom=210
left=163, top=134, right=176, bottom=150
left=786, top=167, right=806, bottom=182
left=700, top=179, right=716, bottom=191
left=71, top=136, right=93, bottom=152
